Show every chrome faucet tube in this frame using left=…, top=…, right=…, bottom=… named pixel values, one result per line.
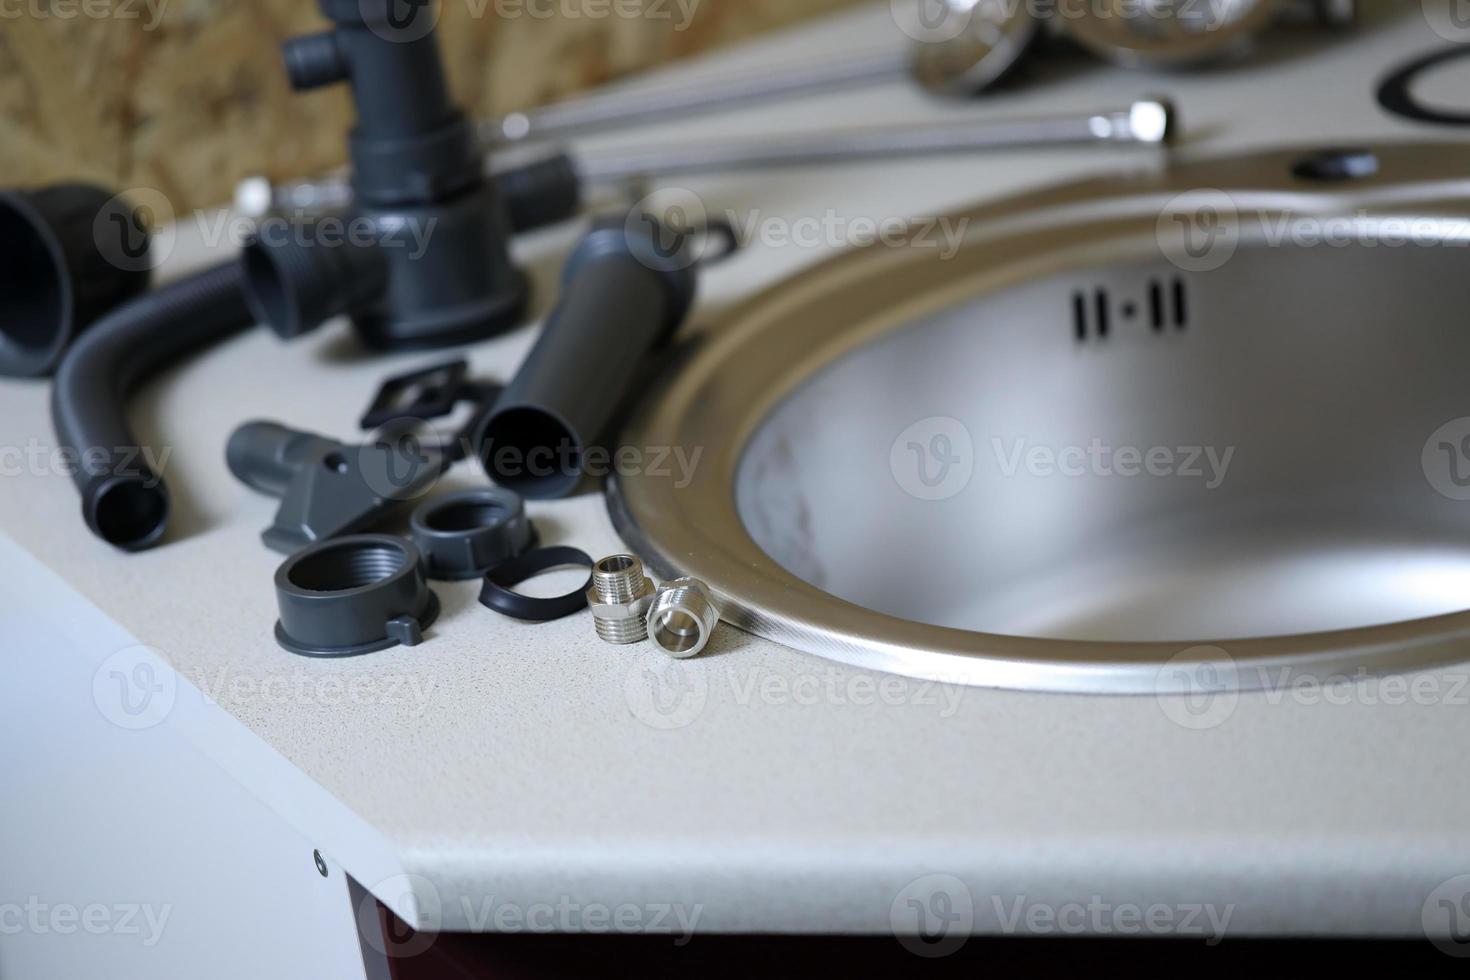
left=236, top=99, right=1174, bottom=219
left=487, top=47, right=911, bottom=144
left=574, top=99, right=1174, bottom=181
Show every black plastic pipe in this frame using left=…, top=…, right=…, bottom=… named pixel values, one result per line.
left=241, top=231, right=384, bottom=340
left=474, top=216, right=697, bottom=499
left=51, top=261, right=255, bottom=551
left=0, top=184, right=151, bottom=377
left=495, top=153, right=583, bottom=236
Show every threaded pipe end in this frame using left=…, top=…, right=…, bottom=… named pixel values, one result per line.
left=592, top=555, right=652, bottom=604
left=594, top=616, right=650, bottom=645
left=647, top=578, right=721, bottom=660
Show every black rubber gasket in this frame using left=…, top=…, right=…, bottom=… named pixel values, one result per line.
left=1377, top=46, right=1470, bottom=126
left=479, top=546, right=594, bottom=623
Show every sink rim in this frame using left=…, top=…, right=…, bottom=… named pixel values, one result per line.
left=608, top=142, right=1470, bottom=694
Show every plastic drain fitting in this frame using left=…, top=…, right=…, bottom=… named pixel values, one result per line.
left=274, top=535, right=440, bottom=657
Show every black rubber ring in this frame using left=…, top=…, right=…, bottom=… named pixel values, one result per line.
left=1377, top=47, right=1470, bottom=126
left=479, top=546, right=594, bottom=622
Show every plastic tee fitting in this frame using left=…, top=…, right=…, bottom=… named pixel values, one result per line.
left=243, top=0, right=526, bottom=350
left=227, top=419, right=447, bottom=554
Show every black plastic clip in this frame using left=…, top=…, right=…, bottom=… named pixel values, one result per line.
left=360, top=359, right=501, bottom=432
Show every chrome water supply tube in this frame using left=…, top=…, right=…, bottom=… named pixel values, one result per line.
left=486, top=0, right=1348, bottom=140
left=237, top=99, right=1176, bottom=220
left=486, top=0, right=1039, bottom=145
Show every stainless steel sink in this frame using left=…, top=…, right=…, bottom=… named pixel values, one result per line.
left=609, top=143, right=1470, bottom=693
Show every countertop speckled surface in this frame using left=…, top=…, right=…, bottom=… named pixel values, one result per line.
left=4, top=0, right=1470, bottom=938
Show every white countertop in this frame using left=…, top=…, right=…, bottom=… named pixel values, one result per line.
left=4, top=0, right=1470, bottom=939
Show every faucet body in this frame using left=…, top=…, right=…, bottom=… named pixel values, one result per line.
left=247, top=0, right=526, bottom=349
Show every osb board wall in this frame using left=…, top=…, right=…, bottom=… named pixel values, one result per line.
left=0, top=0, right=860, bottom=212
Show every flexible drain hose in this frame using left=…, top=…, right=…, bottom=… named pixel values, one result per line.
left=51, top=261, right=255, bottom=551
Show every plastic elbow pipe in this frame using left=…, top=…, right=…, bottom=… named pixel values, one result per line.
left=50, top=261, right=255, bottom=551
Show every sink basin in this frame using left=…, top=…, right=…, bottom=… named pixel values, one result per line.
left=609, top=143, right=1470, bottom=693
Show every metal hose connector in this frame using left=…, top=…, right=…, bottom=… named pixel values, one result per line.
left=588, top=555, right=656, bottom=644
left=646, top=578, right=721, bottom=659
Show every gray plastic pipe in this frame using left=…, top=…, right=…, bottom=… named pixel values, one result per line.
left=474, top=215, right=697, bottom=499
